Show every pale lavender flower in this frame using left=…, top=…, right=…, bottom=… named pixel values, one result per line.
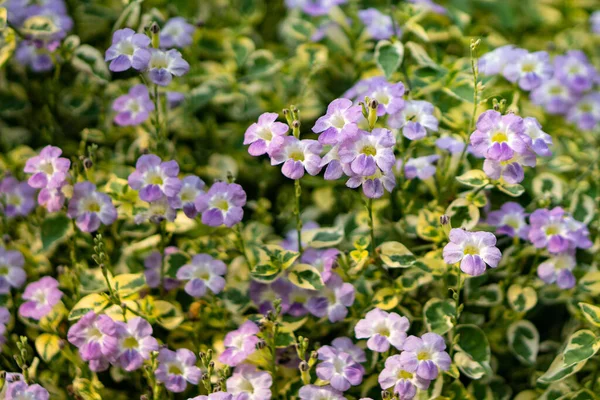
left=378, top=355, right=430, bottom=400
left=436, top=136, right=466, bottom=155
left=147, top=49, right=190, bottom=86
left=249, top=279, right=291, bottom=315
left=443, top=229, right=502, bottom=276
left=298, top=385, right=346, bottom=400
left=408, top=0, right=446, bottom=14
left=346, top=169, right=395, bottom=199
left=554, top=50, right=597, bottom=93
left=338, top=128, right=395, bottom=176
left=143, top=246, right=180, bottom=290
left=24, top=145, right=70, bottom=189
left=270, top=137, right=322, bottom=180
left=470, top=110, right=528, bottom=162
left=300, top=248, right=339, bottom=283
left=312, top=98, right=362, bottom=145
left=528, top=207, right=592, bottom=253
left=320, top=144, right=344, bottom=180
left=306, top=273, right=354, bottom=323
left=567, top=92, right=600, bottom=131
left=503, top=50, right=553, bottom=91
left=537, top=252, right=576, bottom=289
left=343, top=76, right=387, bottom=102
left=115, top=317, right=159, bottom=371
left=592, top=11, right=600, bottom=34
left=358, top=8, right=400, bottom=40
left=331, top=337, right=366, bottom=366
left=487, top=202, right=529, bottom=239
left=155, top=348, right=202, bottom=393
left=219, top=321, right=260, bottom=366
left=167, top=91, right=185, bottom=109
left=243, top=112, right=289, bottom=156
left=0, top=247, right=26, bottom=294
left=134, top=196, right=178, bottom=224
left=105, top=28, right=151, bottom=72
left=128, top=154, right=181, bottom=203
left=316, top=345, right=364, bottom=391
left=168, top=175, right=205, bottom=218
left=189, top=394, right=233, bottom=400
left=286, top=0, right=348, bottom=17
left=388, top=100, right=438, bottom=140
left=478, top=45, right=517, bottom=76
left=113, top=84, right=155, bottom=126
left=404, top=155, right=439, bottom=180
left=399, top=333, right=451, bottom=380
left=67, top=181, right=117, bottom=233
left=0, top=177, right=35, bottom=218
left=482, top=149, right=536, bottom=184
left=286, top=285, right=313, bottom=317
left=19, top=276, right=63, bottom=320
left=522, top=117, right=552, bottom=157
left=530, top=78, right=577, bottom=115
left=177, top=254, right=227, bottom=298
left=0, top=307, right=9, bottom=350
left=15, top=41, right=54, bottom=72
left=367, top=80, right=405, bottom=116
left=160, top=17, right=195, bottom=48
left=354, top=308, right=409, bottom=352
left=37, top=187, right=65, bottom=213
left=195, top=182, right=246, bottom=227
left=5, top=381, right=49, bottom=400
left=226, top=364, right=272, bottom=400
left=67, top=311, right=118, bottom=363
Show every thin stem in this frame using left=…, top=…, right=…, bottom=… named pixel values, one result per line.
left=294, top=179, right=303, bottom=254
left=455, top=264, right=463, bottom=320
left=468, top=41, right=480, bottom=135
left=234, top=223, right=252, bottom=268
left=367, top=197, right=376, bottom=259
left=270, top=324, right=279, bottom=395
left=153, top=84, right=161, bottom=142
left=158, top=221, right=167, bottom=297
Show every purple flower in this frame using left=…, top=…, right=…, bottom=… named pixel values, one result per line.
left=243, top=112, right=289, bottom=156
left=112, top=84, right=155, bottom=126
left=344, top=76, right=387, bottom=101
left=67, top=181, right=117, bottom=233
left=378, top=355, right=430, bottom=400
left=482, top=149, right=536, bottom=184
left=160, top=17, right=195, bottom=48
left=503, top=50, right=553, bottom=91
left=389, top=100, right=438, bottom=140
left=443, top=229, right=502, bottom=276
left=219, top=321, right=260, bottom=366
left=19, top=276, right=63, bottom=320
left=128, top=154, right=182, bottom=203
left=167, top=91, right=185, bottom=109
left=147, top=49, right=190, bottom=86
left=528, top=207, right=592, bottom=253
left=155, top=348, right=202, bottom=393
left=470, top=110, right=528, bottom=162
left=286, top=0, right=347, bottom=16
left=320, top=144, right=344, bottom=180
left=522, top=117, right=552, bottom=157
left=270, top=137, right=322, bottom=180
left=567, top=92, right=600, bottom=131
left=346, top=169, right=395, bottom=199
left=366, top=80, right=405, bottom=116
left=487, top=202, right=529, bottom=239
left=354, top=308, right=409, bottom=352
left=312, top=98, right=362, bottom=145
left=0, top=247, right=26, bottom=294
left=478, top=45, right=517, bottom=76
left=105, top=28, right=151, bottom=72
left=338, top=128, right=395, bottom=176
left=5, top=381, right=49, bottom=400
left=530, top=78, right=578, bottom=115
left=189, top=394, right=233, bottom=400
left=67, top=311, right=118, bottom=363
left=15, top=41, right=54, bottom=72
left=24, top=145, right=70, bottom=190
left=436, top=136, right=466, bottom=155
left=0, top=177, right=36, bottom=218
left=316, top=345, right=364, bottom=391
left=195, top=182, right=246, bottom=227
left=358, top=8, right=400, bottom=40
left=249, top=279, right=291, bottom=315
left=403, top=155, right=439, bottom=180
left=168, top=175, right=205, bottom=218
left=399, top=333, right=451, bottom=380
left=37, top=187, right=65, bottom=213
left=592, top=11, right=600, bottom=34
left=226, top=364, right=272, bottom=400
left=115, top=317, right=159, bottom=371
left=134, top=196, right=178, bottom=224
left=177, top=254, right=227, bottom=297
left=554, top=50, right=597, bottom=93
left=298, top=385, right=346, bottom=400
left=0, top=307, right=9, bottom=349
left=537, top=252, right=576, bottom=289
left=300, top=248, right=339, bottom=283
left=407, top=0, right=446, bottom=14
left=331, top=337, right=366, bottom=365
left=306, top=273, right=354, bottom=323
left=143, top=247, right=180, bottom=290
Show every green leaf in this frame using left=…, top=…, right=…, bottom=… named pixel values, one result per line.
left=455, top=325, right=491, bottom=364
left=0, top=24, right=16, bottom=68
left=41, top=213, right=71, bottom=251
left=164, top=251, right=190, bottom=278
left=68, top=293, right=110, bottom=320
left=507, top=284, right=537, bottom=313
left=454, top=351, right=487, bottom=379
left=302, top=226, right=344, bottom=248
left=275, top=331, right=296, bottom=348
left=72, top=44, right=110, bottom=82
left=469, top=284, right=503, bottom=307
left=35, top=333, right=62, bottom=363
left=445, top=198, right=480, bottom=230
left=456, top=170, right=489, bottom=188
left=372, top=288, right=399, bottom=310
left=578, top=271, right=600, bottom=295
left=405, top=41, right=440, bottom=70
left=507, top=320, right=539, bottom=366
left=152, top=300, right=184, bottom=330
left=287, top=264, right=324, bottom=290
left=378, top=241, right=417, bottom=269
left=250, top=263, right=282, bottom=283
left=0, top=8, right=6, bottom=30
left=496, top=182, right=525, bottom=197
left=562, top=330, right=600, bottom=367
left=578, top=302, right=600, bottom=327
left=230, top=36, right=255, bottom=66
left=375, top=40, right=404, bottom=79
left=111, top=273, right=147, bottom=298
left=423, top=298, right=456, bottom=335
left=538, top=352, right=587, bottom=384
left=246, top=49, right=282, bottom=78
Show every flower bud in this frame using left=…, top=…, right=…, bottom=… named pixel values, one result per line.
left=299, top=361, right=309, bottom=372
left=83, top=158, right=93, bottom=169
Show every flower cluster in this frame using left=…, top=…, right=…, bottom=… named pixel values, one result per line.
left=24, top=145, right=70, bottom=212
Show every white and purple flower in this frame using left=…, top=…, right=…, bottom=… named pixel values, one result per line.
left=478, top=45, right=517, bottom=76
left=487, top=202, right=529, bottom=239
left=399, top=333, right=451, bottom=380
left=346, top=169, right=395, bottom=199
left=195, top=182, right=246, bottom=227
left=312, top=98, right=362, bottom=145
left=338, top=128, right=395, bottom=177
left=403, top=155, right=440, bottom=180
left=298, top=384, right=346, bottom=400
left=554, top=50, right=597, bottom=93
left=168, top=175, right=205, bottom=218
left=503, top=50, right=553, bottom=91
left=105, top=28, right=151, bottom=72
left=522, top=117, right=552, bottom=157
left=19, top=276, right=63, bottom=320
left=226, top=364, right=273, bottom=400
left=530, top=78, right=577, bottom=115
left=470, top=110, right=528, bottom=162
left=378, top=355, right=430, bottom=400
left=147, top=49, right=190, bottom=86
left=358, top=8, right=400, bottom=40
left=24, top=145, right=70, bottom=190
left=537, top=252, right=577, bottom=289
left=0, top=247, right=26, bottom=294
left=567, top=92, right=600, bottom=131
left=243, top=112, right=289, bottom=156
left=0, top=177, right=36, bottom=218
left=443, top=229, right=502, bottom=276
left=67, top=181, right=117, bottom=233
left=115, top=317, right=159, bottom=371
left=113, top=84, right=155, bottom=126
left=128, top=154, right=182, bottom=203
left=160, top=17, right=195, bottom=49
left=305, top=273, right=354, bottom=323
left=388, top=100, right=439, bottom=140
left=67, top=311, right=118, bottom=364
left=354, top=308, right=410, bottom=352
left=155, top=348, right=202, bottom=393
left=528, top=207, right=592, bottom=253
left=270, top=137, right=322, bottom=180
left=5, top=381, right=50, bottom=400
left=219, top=321, right=261, bottom=366
left=316, top=345, right=364, bottom=391
left=176, top=253, right=227, bottom=298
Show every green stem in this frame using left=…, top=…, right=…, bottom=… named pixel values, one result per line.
left=159, top=221, right=167, bottom=297
left=235, top=224, right=252, bottom=268
left=468, top=41, right=480, bottom=135
left=367, top=197, right=376, bottom=260
left=294, top=179, right=303, bottom=254
left=270, top=324, right=279, bottom=395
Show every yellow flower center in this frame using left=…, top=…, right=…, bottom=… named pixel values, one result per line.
left=397, top=370, right=413, bottom=380
left=491, top=132, right=508, bottom=143
left=417, top=351, right=430, bottom=360
left=361, top=145, right=377, bottom=156
left=85, top=201, right=101, bottom=213
left=289, top=151, right=305, bottom=162
left=521, top=63, right=535, bottom=73
left=123, top=336, right=139, bottom=349
left=330, top=114, right=346, bottom=129
left=40, top=162, right=54, bottom=175
left=545, top=225, right=560, bottom=235
left=215, top=199, right=229, bottom=211
left=168, top=364, right=182, bottom=375
left=580, top=104, right=592, bottom=113
left=463, top=245, right=479, bottom=255
left=0, top=266, right=8, bottom=275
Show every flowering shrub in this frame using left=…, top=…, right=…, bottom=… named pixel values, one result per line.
left=0, top=0, right=600, bottom=399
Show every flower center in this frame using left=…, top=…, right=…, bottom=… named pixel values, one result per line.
left=505, top=216, right=520, bottom=229
left=123, top=336, right=139, bottom=349
left=6, top=194, right=22, bottom=206
left=580, top=104, right=592, bottom=113
left=151, top=54, right=169, bottom=69
left=215, top=199, right=229, bottom=211
left=463, top=245, right=479, bottom=255
left=194, top=270, right=211, bottom=280
left=87, top=327, right=102, bottom=340
left=119, top=41, right=135, bottom=56
left=168, top=364, right=183, bottom=375
left=361, top=145, right=377, bottom=156
left=40, top=162, right=54, bottom=175
left=548, top=86, right=563, bottom=95
left=491, top=132, right=508, bottom=143
left=373, top=92, right=390, bottom=105
left=289, top=151, right=305, bottom=162
left=330, top=113, right=346, bottom=129
left=397, top=370, right=413, bottom=380
left=147, top=172, right=164, bottom=186
left=0, top=266, right=8, bottom=275
left=417, top=351, right=430, bottom=360
left=545, top=225, right=560, bottom=236
left=375, top=326, right=390, bottom=337
left=257, top=127, right=273, bottom=141
left=239, top=378, right=255, bottom=393
left=521, top=63, right=535, bottom=73
left=333, top=357, right=346, bottom=373
left=568, top=65, right=580, bottom=75
left=85, top=201, right=101, bottom=213
left=180, top=188, right=195, bottom=203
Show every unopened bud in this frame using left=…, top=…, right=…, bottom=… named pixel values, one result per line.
left=150, top=22, right=160, bottom=35
left=369, top=99, right=379, bottom=109
left=299, top=361, right=309, bottom=371
left=382, top=391, right=391, bottom=399
left=150, top=215, right=166, bottom=224
left=83, top=158, right=93, bottom=169
left=256, top=340, right=266, bottom=350
left=440, top=215, right=450, bottom=226
left=310, top=350, right=317, bottom=360
left=292, top=120, right=300, bottom=129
